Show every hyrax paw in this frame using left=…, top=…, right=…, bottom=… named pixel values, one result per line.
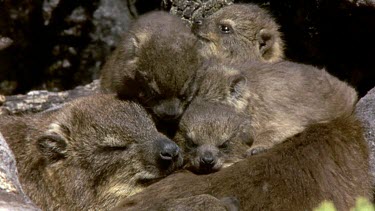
left=247, top=146, right=267, bottom=156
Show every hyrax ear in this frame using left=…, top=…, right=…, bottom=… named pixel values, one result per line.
left=257, top=29, right=276, bottom=59
left=229, top=75, right=247, bottom=100
left=117, top=70, right=148, bottom=99
left=37, top=124, right=69, bottom=162
left=37, top=134, right=67, bottom=162
left=128, top=32, right=150, bottom=57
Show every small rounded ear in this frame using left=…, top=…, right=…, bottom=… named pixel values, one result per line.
left=37, top=134, right=67, bottom=162
left=117, top=70, right=149, bottom=99
left=117, top=76, right=142, bottom=99
left=128, top=32, right=150, bottom=57
left=257, top=29, right=276, bottom=58
left=229, top=75, right=247, bottom=100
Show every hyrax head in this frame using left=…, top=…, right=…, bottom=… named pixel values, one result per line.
left=101, top=11, right=201, bottom=121
left=174, top=100, right=252, bottom=174
left=36, top=94, right=183, bottom=209
left=192, top=4, right=284, bottom=63
left=196, top=60, right=250, bottom=112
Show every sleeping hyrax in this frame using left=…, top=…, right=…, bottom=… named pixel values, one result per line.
left=196, top=60, right=358, bottom=154
left=0, top=94, right=183, bottom=210
left=192, top=4, right=284, bottom=63
left=113, top=115, right=372, bottom=211
left=174, top=100, right=251, bottom=174
left=100, top=11, right=201, bottom=123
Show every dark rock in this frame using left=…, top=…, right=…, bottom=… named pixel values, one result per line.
left=0, top=133, right=40, bottom=210
left=355, top=87, right=375, bottom=184
left=163, top=0, right=234, bottom=24
left=0, top=0, right=134, bottom=95
left=0, top=80, right=100, bottom=115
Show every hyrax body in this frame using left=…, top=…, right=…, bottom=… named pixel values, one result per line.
left=196, top=60, right=358, bottom=154
left=0, top=94, right=183, bottom=210
left=100, top=11, right=201, bottom=124
left=193, top=4, right=284, bottom=63
left=113, top=115, right=372, bottom=211
left=174, top=99, right=251, bottom=174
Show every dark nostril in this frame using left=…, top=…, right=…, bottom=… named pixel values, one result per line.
left=162, top=113, right=179, bottom=120
left=201, top=155, right=214, bottom=165
left=194, top=19, right=203, bottom=26
left=160, top=151, right=173, bottom=160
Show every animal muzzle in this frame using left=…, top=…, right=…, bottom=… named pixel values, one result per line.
left=153, top=99, right=183, bottom=120
left=155, top=138, right=183, bottom=171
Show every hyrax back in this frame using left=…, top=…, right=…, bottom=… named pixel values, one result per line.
left=100, top=11, right=201, bottom=122
left=174, top=99, right=251, bottom=174
left=0, top=94, right=183, bottom=210
left=196, top=60, right=358, bottom=154
left=113, top=115, right=372, bottom=211
left=193, top=3, right=284, bottom=63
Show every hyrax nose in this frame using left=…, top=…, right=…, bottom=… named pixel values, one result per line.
left=201, top=154, right=215, bottom=166
left=192, top=18, right=204, bottom=33
left=158, top=138, right=180, bottom=161
left=194, top=18, right=203, bottom=26
left=153, top=101, right=182, bottom=120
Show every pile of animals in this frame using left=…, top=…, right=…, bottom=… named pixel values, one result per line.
left=0, top=3, right=372, bottom=210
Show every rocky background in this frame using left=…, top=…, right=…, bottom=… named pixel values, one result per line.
left=0, top=0, right=374, bottom=97
left=1, top=0, right=375, bottom=208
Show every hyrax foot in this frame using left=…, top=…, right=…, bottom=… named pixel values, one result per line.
left=247, top=146, right=268, bottom=156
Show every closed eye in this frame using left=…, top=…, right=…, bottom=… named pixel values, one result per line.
left=219, top=140, right=230, bottom=149
left=97, top=145, right=129, bottom=153
left=185, top=136, right=198, bottom=149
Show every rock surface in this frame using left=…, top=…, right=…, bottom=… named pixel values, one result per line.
left=0, top=0, right=135, bottom=95
left=0, top=80, right=100, bottom=115
left=355, top=87, right=375, bottom=184
left=162, top=0, right=234, bottom=24
left=0, top=133, right=40, bottom=210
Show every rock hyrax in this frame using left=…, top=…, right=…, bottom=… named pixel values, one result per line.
left=193, top=4, right=284, bottom=63
left=0, top=94, right=183, bottom=210
left=100, top=11, right=201, bottom=123
left=112, top=115, right=372, bottom=211
left=196, top=60, right=358, bottom=154
left=174, top=99, right=251, bottom=174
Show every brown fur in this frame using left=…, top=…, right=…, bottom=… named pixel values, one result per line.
left=113, top=115, right=372, bottom=211
left=163, top=195, right=239, bottom=211
left=174, top=100, right=252, bottom=174
left=0, top=94, right=183, bottom=210
left=193, top=4, right=284, bottom=63
left=196, top=60, right=358, bottom=154
left=100, top=11, right=201, bottom=123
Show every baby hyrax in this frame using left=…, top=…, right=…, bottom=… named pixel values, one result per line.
left=174, top=99, right=252, bottom=174
left=0, top=94, right=183, bottom=210
left=197, top=60, right=358, bottom=155
left=113, top=115, right=372, bottom=211
left=100, top=11, right=201, bottom=121
left=193, top=3, right=284, bottom=63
